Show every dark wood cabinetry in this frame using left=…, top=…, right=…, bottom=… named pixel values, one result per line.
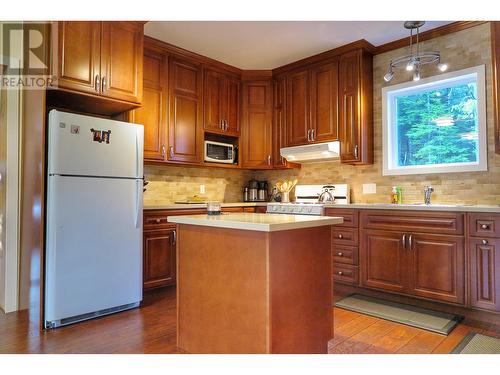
left=168, top=56, right=203, bottom=164
left=338, top=49, right=373, bottom=164
left=240, top=79, right=273, bottom=168
left=52, top=21, right=143, bottom=108
left=143, top=228, right=176, bottom=289
left=359, top=210, right=465, bottom=304
left=130, top=49, right=167, bottom=161
left=286, top=69, right=310, bottom=146
left=203, top=69, right=240, bottom=136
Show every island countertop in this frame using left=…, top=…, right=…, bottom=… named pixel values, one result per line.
left=167, top=212, right=343, bottom=232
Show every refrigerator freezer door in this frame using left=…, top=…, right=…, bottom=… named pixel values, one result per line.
left=45, top=175, right=143, bottom=324
left=48, top=110, right=143, bottom=178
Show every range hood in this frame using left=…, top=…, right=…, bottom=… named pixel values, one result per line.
left=280, top=141, right=340, bottom=163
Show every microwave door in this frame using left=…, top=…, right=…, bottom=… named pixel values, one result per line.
left=205, top=141, right=234, bottom=164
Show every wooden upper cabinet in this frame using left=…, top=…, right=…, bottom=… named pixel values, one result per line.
left=130, top=49, right=167, bottom=161
left=273, top=76, right=288, bottom=168
left=168, top=56, right=203, bottom=164
left=54, top=21, right=101, bottom=94
left=338, top=49, right=373, bottom=164
left=52, top=21, right=143, bottom=106
left=286, top=69, right=310, bottom=146
left=203, top=69, right=240, bottom=136
left=240, top=80, right=273, bottom=169
left=310, top=60, right=339, bottom=143
left=100, top=22, right=143, bottom=103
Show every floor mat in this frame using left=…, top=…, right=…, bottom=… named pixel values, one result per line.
left=335, top=294, right=462, bottom=335
left=452, top=333, right=500, bottom=354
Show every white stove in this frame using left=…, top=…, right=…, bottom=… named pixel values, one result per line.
left=267, top=184, right=350, bottom=216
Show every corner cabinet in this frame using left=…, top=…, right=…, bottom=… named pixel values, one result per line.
left=52, top=21, right=143, bottom=106
left=240, top=79, right=273, bottom=169
left=338, top=49, right=373, bottom=165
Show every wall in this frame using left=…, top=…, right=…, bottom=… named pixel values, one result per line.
left=255, top=23, right=500, bottom=205
left=144, top=164, right=253, bottom=205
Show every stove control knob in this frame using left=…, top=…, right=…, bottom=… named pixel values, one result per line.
left=272, top=206, right=278, bottom=211
left=307, top=206, right=313, bottom=213
left=289, top=207, right=295, bottom=213
left=297, top=206, right=303, bottom=213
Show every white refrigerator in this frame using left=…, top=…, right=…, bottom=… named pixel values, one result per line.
left=44, top=110, right=144, bottom=329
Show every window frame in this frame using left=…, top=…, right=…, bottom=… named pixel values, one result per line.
left=382, top=65, right=487, bottom=176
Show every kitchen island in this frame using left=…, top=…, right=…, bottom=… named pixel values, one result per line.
left=167, top=213, right=343, bottom=354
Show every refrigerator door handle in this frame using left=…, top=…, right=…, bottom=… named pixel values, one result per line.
left=135, top=129, right=140, bottom=178
left=135, top=179, right=142, bottom=229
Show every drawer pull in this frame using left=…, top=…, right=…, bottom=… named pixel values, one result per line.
left=337, top=252, right=344, bottom=257
left=482, top=239, right=489, bottom=245
left=337, top=271, right=343, bottom=276
left=338, top=234, right=343, bottom=239
left=481, top=224, right=490, bottom=229
left=156, top=219, right=161, bottom=224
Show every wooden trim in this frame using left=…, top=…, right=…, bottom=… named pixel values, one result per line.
left=144, top=36, right=242, bottom=76
left=272, top=39, right=376, bottom=76
left=374, top=21, right=487, bottom=54
left=491, top=22, right=500, bottom=154
left=241, top=70, right=273, bottom=81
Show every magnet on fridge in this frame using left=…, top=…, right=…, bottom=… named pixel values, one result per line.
left=102, top=130, right=111, bottom=144
left=90, top=128, right=102, bottom=143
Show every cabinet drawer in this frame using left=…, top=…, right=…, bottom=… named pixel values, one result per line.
left=360, top=210, right=464, bottom=235
left=333, top=264, right=358, bottom=285
left=243, top=207, right=256, bottom=213
left=332, top=228, right=358, bottom=246
left=469, top=213, right=500, bottom=238
left=144, top=209, right=207, bottom=228
left=332, top=245, right=358, bottom=265
left=144, top=215, right=171, bottom=228
left=325, top=208, right=358, bottom=228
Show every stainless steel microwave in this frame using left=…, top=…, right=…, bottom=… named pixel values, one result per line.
left=204, top=141, right=235, bottom=164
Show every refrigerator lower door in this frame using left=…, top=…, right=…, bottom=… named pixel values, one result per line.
left=45, top=175, right=143, bottom=328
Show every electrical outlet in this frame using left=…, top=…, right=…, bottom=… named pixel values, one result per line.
left=199, top=184, right=205, bottom=194
left=363, top=183, right=377, bottom=194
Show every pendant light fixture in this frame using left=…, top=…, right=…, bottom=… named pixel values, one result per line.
left=383, top=21, right=448, bottom=83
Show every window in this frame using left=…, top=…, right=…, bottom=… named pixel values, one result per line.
left=382, top=65, right=487, bottom=176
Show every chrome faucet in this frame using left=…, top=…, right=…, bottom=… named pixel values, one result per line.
left=424, top=186, right=434, bottom=205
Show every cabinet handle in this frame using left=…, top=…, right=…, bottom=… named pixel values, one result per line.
left=94, top=74, right=100, bottom=92
left=307, top=129, right=311, bottom=142
left=172, top=230, right=177, bottom=246
left=155, top=218, right=161, bottom=224
left=337, top=252, right=343, bottom=257
left=220, top=120, right=224, bottom=130
left=224, top=120, right=228, bottom=131
left=353, top=145, right=359, bottom=159
left=338, top=234, right=343, bottom=239
left=267, top=155, right=271, bottom=166
left=402, top=234, right=407, bottom=250
left=337, top=271, right=343, bottom=276
left=408, top=234, right=413, bottom=250
left=169, top=146, right=174, bottom=158
left=161, top=145, right=166, bottom=159
left=311, top=129, right=316, bottom=141
left=102, top=76, right=107, bottom=92
left=481, top=224, right=490, bottom=229
left=482, top=239, right=489, bottom=245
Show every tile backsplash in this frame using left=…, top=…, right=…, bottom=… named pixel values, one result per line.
left=144, top=165, right=252, bottom=205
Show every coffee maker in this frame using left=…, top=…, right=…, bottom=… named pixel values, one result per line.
left=244, top=179, right=259, bottom=202
left=257, top=181, right=268, bottom=202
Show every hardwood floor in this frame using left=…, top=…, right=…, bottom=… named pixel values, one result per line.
left=0, top=286, right=498, bottom=354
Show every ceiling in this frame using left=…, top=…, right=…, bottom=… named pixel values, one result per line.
left=144, top=21, right=452, bottom=70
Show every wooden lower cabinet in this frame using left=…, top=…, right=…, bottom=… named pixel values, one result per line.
left=409, top=234, right=465, bottom=304
left=360, top=230, right=407, bottom=293
left=469, top=237, right=500, bottom=311
left=360, top=229, right=465, bottom=304
left=143, top=227, right=176, bottom=290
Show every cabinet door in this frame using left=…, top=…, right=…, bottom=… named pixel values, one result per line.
left=101, top=22, right=143, bottom=103
left=360, top=230, right=407, bottom=293
left=469, top=238, right=500, bottom=311
left=408, top=234, right=465, bottom=304
left=130, top=50, right=167, bottom=161
left=143, top=228, right=176, bottom=289
left=240, top=80, right=273, bottom=168
left=339, top=50, right=360, bottom=163
left=55, top=21, right=101, bottom=94
left=203, top=69, right=224, bottom=133
left=273, top=76, right=289, bottom=168
left=310, top=60, right=339, bottom=143
left=168, top=56, right=203, bottom=164
left=286, top=69, right=310, bottom=146
left=223, top=76, right=241, bottom=136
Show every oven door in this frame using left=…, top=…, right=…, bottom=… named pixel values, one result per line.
left=204, top=141, right=234, bottom=164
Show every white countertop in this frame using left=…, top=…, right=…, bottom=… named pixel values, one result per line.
left=167, top=213, right=344, bottom=232
left=324, top=203, right=500, bottom=213
left=144, top=202, right=267, bottom=210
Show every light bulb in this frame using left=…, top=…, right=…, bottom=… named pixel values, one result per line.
left=437, top=62, right=448, bottom=72
left=406, top=60, right=415, bottom=71
left=384, top=69, right=394, bottom=82
left=413, top=68, right=421, bottom=81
